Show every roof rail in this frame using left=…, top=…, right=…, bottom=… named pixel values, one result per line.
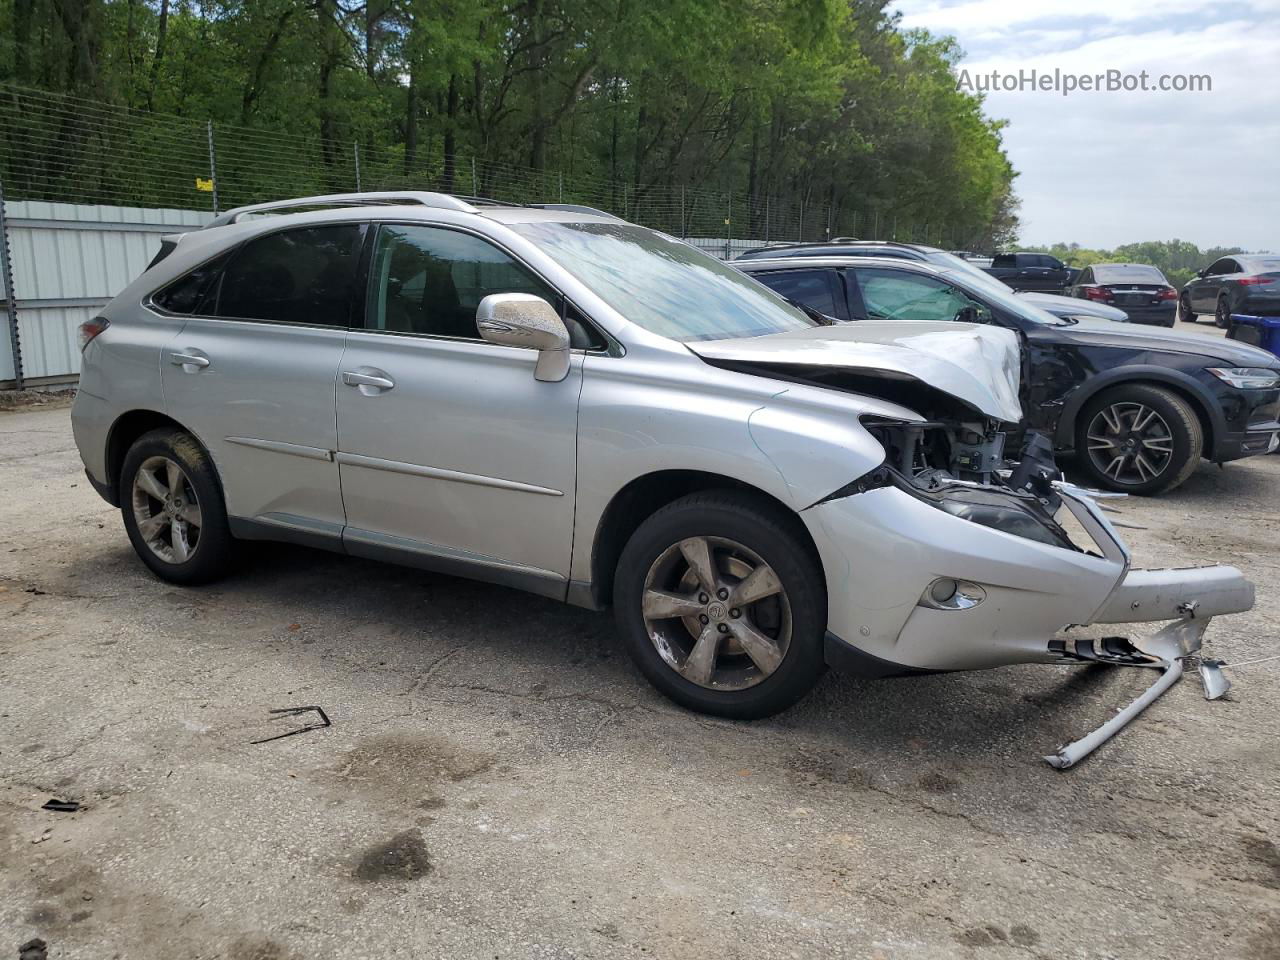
left=526, top=203, right=622, bottom=219
left=205, top=191, right=477, bottom=227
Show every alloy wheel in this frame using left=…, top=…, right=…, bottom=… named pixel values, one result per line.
left=641, top=536, right=792, bottom=691
left=131, top=455, right=203, bottom=563
left=1085, top=402, right=1175, bottom=486
left=1216, top=298, right=1230, bottom=328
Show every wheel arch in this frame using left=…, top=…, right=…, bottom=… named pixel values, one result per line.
left=576, top=469, right=822, bottom=611
left=1054, top=367, right=1221, bottom=457
left=104, top=409, right=211, bottom=504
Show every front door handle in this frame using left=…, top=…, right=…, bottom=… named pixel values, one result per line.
left=168, top=351, right=210, bottom=370
left=342, top=370, right=395, bottom=392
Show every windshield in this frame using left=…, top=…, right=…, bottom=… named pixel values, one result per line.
left=936, top=267, right=1069, bottom=325
left=510, top=221, right=816, bottom=342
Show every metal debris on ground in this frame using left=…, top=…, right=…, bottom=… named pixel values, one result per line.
left=40, top=798, right=80, bottom=813
left=18, top=939, right=48, bottom=960
left=249, top=705, right=332, bottom=744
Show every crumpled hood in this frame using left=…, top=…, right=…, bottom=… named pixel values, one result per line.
left=688, top=321, right=1023, bottom=423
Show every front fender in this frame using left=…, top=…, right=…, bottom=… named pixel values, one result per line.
left=569, top=349, right=919, bottom=586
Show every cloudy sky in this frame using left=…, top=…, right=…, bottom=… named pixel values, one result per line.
left=891, top=0, right=1280, bottom=251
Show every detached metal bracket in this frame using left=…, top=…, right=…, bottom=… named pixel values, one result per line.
left=249, top=705, right=331, bottom=744
left=1043, top=606, right=1227, bottom=770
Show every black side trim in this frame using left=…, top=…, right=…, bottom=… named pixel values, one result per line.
left=823, top=631, right=947, bottom=678
left=85, top=468, right=119, bottom=508
left=228, top=516, right=347, bottom=555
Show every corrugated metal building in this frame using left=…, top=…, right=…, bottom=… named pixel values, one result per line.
left=1, top=201, right=210, bottom=387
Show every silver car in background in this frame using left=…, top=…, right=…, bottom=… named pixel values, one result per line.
left=71, top=193, right=1253, bottom=766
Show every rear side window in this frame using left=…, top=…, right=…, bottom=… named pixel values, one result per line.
left=755, top=270, right=840, bottom=317
left=151, top=251, right=232, bottom=314
left=992, top=254, right=1017, bottom=268
left=213, top=224, right=364, bottom=326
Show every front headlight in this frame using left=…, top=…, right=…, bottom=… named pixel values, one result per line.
left=1206, top=367, right=1280, bottom=389
left=931, top=488, right=1074, bottom=548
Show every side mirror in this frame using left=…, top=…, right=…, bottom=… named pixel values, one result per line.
left=476, top=293, right=571, bottom=382
left=954, top=306, right=980, bottom=324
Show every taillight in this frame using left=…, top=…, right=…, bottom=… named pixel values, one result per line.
left=1157, top=287, right=1178, bottom=301
left=1082, top=285, right=1112, bottom=302
left=78, top=317, right=110, bottom=351
left=1238, top=276, right=1274, bottom=285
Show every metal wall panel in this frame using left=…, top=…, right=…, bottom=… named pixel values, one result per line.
left=1, top=201, right=211, bottom=385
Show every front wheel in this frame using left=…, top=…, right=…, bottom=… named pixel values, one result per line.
left=120, top=429, right=236, bottom=584
left=1077, top=384, right=1203, bottom=495
left=613, top=491, right=827, bottom=720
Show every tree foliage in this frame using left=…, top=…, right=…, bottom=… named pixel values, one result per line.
left=1026, top=240, right=1248, bottom=290
left=0, top=0, right=1018, bottom=243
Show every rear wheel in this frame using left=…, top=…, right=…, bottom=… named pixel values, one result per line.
left=1215, top=295, right=1231, bottom=329
left=613, top=491, right=827, bottom=719
left=1179, top=292, right=1197, bottom=324
left=120, top=429, right=236, bottom=584
left=1077, top=384, right=1202, bottom=495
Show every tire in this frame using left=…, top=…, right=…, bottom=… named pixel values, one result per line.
left=1179, top=292, right=1197, bottom=324
left=1076, top=384, right=1203, bottom=495
left=119, top=428, right=236, bottom=584
left=1215, top=295, right=1231, bottom=329
left=612, top=490, right=827, bottom=720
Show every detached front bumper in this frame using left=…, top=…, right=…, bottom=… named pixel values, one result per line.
left=806, top=480, right=1255, bottom=766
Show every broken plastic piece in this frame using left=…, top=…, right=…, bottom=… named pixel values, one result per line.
left=1198, top=659, right=1231, bottom=700
left=40, top=799, right=80, bottom=813
left=250, top=705, right=332, bottom=744
left=1043, top=610, right=1212, bottom=770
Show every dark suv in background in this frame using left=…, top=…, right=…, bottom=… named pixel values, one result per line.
left=736, top=255, right=1280, bottom=495
left=735, top=240, right=1125, bottom=322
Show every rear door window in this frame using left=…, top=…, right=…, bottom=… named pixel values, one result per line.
left=212, top=224, right=365, bottom=327
left=753, top=269, right=842, bottom=318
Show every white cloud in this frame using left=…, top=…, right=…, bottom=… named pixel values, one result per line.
left=891, top=1, right=1280, bottom=250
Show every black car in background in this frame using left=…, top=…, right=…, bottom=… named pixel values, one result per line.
left=734, top=240, right=1127, bottom=322
left=981, top=251, right=1073, bottom=293
left=736, top=255, right=1280, bottom=495
left=1067, top=263, right=1178, bottom=327
left=1181, top=254, right=1280, bottom=327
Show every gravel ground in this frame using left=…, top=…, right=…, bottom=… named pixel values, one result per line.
left=1, top=396, right=1278, bottom=960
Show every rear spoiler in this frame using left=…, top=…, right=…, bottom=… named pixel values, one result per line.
left=146, top=233, right=188, bottom=270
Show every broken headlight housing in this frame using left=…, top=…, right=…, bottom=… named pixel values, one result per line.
left=926, top=486, right=1074, bottom=549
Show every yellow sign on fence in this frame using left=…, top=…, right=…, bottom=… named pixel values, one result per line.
left=194, top=178, right=214, bottom=192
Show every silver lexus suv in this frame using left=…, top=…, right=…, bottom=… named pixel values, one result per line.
left=71, top=192, right=1253, bottom=764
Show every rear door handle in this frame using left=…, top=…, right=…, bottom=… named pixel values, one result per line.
left=168, top=351, right=210, bottom=369
left=342, top=370, right=395, bottom=392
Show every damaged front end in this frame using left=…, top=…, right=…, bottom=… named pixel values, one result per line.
left=691, top=318, right=1254, bottom=767
left=802, top=417, right=1255, bottom=770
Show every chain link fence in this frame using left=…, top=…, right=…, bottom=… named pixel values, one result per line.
left=0, top=83, right=984, bottom=254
